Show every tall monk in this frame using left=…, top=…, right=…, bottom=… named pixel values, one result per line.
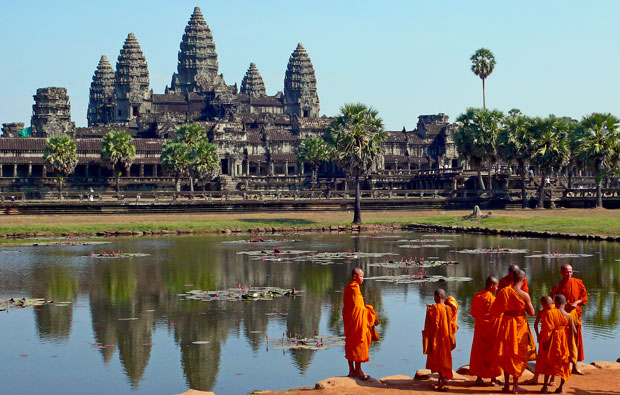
left=342, top=268, right=379, bottom=380
left=550, top=264, right=587, bottom=374
left=491, top=270, right=536, bottom=394
left=498, top=264, right=529, bottom=293
left=423, top=288, right=458, bottom=392
left=469, top=276, right=502, bottom=386
left=538, top=294, right=572, bottom=394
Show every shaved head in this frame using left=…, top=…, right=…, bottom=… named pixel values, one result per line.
left=514, top=270, right=526, bottom=283
left=560, top=264, right=573, bottom=281
left=434, top=288, right=446, bottom=299
left=554, top=294, right=567, bottom=305
left=352, top=267, right=364, bottom=277
left=486, top=276, right=498, bottom=287
left=541, top=295, right=552, bottom=305
left=351, top=267, right=365, bottom=284
left=508, top=264, right=520, bottom=275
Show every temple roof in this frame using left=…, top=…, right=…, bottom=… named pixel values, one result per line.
left=240, top=63, right=266, bottom=97
left=284, top=43, right=318, bottom=98
left=115, top=33, right=149, bottom=96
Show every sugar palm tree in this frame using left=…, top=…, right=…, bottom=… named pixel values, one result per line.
left=188, top=140, right=219, bottom=190
left=101, top=130, right=136, bottom=196
left=161, top=141, right=190, bottom=193
left=297, top=137, right=332, bottom=184
left=579, top=113, right=620, bottom=208
left=176, top=123, right=211, bottom=191
left=455, top=108, right=503, bottom=190
left=530, top=117, right=570, bottom=208
left=497, top=110, right=534, bottom=208
left=470, top=48, right=496, bottom=109
left=43, top=134, right=78, bottom=199
left=325, top=103, right=386, bottom=224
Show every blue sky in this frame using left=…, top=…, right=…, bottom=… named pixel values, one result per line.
left=1, top=1, right=619, bottom=130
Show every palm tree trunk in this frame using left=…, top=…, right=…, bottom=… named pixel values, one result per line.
left=353, top=172, right=362, bottom=224
left=487, top=161, right=493, bottom=191
left=477, top=169, right=486, bottom=190
left=115, top=168, right=120, bottom=197
left=537, top=170, right=547, bottom=209
left=520, top=161, right=527, bottom=209
left=175, top=174, right=180, bottom=193
left=568, top=165, right=574, bottom=189
left=190, top=176, right=194, bottom=192
left=596, top=164, right=603, bottom=208
left=59, top=178, right=63, bottom=200
left=312, top=165, right=318, bottom=184
left=482, top=78, right=486, bottom=110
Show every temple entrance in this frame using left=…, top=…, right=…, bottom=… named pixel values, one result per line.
left=220, top=158, right=229, bottom=175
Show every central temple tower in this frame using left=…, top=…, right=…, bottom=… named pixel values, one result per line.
left=284, top=43, right=320, bottom=118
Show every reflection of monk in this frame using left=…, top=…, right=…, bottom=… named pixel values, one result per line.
left=342, top=268, right=379, bottom=380
left=491, top=270, right=535, bottom=394
left=498, top=264, right=529, bottom=293
left=538, top=294, right=572, bottom=394
left=423, top=288, right=458, bottom=392
left=470, top=276, right=502, bottom=386
left=551, top=264, right=587, bottom=374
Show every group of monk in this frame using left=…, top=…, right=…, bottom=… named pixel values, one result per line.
left=341, top=263, right=588, bottom=394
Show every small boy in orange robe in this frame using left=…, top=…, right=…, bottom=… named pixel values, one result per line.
left=423, top=288, right=458, bottom=392
left=342, top=268, right=379, bottom=380
left=539, top=294, right=572, bottom=394
left=531, top=296, right=555, bottom=385
left=469, top=276, right=502, bottom=386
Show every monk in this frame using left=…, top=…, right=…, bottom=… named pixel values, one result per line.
left=538, top=294, right=572, bottom=394
left=529, top=296, right=556, bottom=386
left=423, top=288, right=458, bottom=392
left=469, top=276, right=502, bottom=386
left=342, top=268, right=379, bottom=380
left=491, top=270, right=536, bottom=394
left=498, top=264, right=529, bottom=293
left=550, top=264, right=587, bottom=374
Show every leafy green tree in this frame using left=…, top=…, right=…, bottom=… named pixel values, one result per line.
left=161, top=142, right=190, bottom=193
left=565, top=120, right=587, bottom=189
left=325, top=103, right=386, bottom=224
left=470, top=48, right=496, bottom=109
left=177, top=123, right=207, bottom=146
left=579, top=113, right=620, bottom=208
left=497, top=110, right=534, bottom=208
left=188, top=140, right=219, bottom=190
left=43, top=134, right=78, bottom=199
left=530, top=117, right=570, bottom=208
left=455, top=108, right=504, bottom=190
left=101, top=130, right=136, bottom=195
left=297, top=137, right=332, bottom=184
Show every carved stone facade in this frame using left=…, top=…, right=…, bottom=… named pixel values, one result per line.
left=284, top=43, right=320, bottom=118
left=31, top=87, right=75, bottom=137
left=240, top=63, right=266, bottom=98
left=114, top=33, right=152, bottom=125
left=88, top=55, right=115, bottom=126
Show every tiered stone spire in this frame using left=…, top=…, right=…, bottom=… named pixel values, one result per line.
left=88, top=55, right=115, bottom=126
left=283, top=43, right=320, bottom=118
left=240, top=63, right=266, bottom=97
left=31, top=87, right=75, bottom=137
left=114, top=33, right=150, bottom=121
left=170, top=7, right=219, bottom=94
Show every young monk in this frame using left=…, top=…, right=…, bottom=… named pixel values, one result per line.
left=491, top=270, right=536, bottom=394
left=538, top=294, right=572, bottom=394
left=498, top=264, right=529, bottom=293
left=423, top=288, right=458, bottom=392
left=469, top=276, right=502, bottom=386
left=529, top=296, right=556, bottom=386
left=342, top=268, right=379, bottom=380
left=551, top=264, right=587, bottom=374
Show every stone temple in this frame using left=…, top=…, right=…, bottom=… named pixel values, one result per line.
left=0, top=7, right=458, bottom=195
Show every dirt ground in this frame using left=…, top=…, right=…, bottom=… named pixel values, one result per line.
left=2, top=208, right=619, bottom=227
left=255, top=367, right=620, bottom=395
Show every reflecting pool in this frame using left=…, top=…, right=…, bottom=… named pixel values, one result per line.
left=0, top=232, right=618, bottom=394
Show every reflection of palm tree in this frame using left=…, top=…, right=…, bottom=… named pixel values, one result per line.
left=284, top=296, right=322, bottom=373
left=32, top=266, right=78, bottom=342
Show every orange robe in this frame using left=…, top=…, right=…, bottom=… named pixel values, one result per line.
left=566, top=309, right=580, bottom=364
left=498, top=274, right=529, bottom=293
left=491, top=287, right=536, bottom=377
left=342, top=281, right=378, bottom=362
left=551, top=278, right=587, bottom=361
left=535, top=308, right=571, bottom=380
left=423, top=303, right=456, bottom=379
left=469, top=289, right=502, bottom=378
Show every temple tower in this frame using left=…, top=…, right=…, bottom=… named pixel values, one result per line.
left=114, top=33, right=151, bottom=123
left=170, top=7, right=220, bottom=94
left=240, top=63, right=266, bottom=97
left=87, top=55, right=115, bottom=126
left=283, top=43, right=320, bottom=118
left=31, top=87, right=75, bottom=137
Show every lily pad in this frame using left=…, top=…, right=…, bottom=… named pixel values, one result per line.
left=369, top=260, right=459, bottom=268
left=525, top=253, right=593, bottom=259
left=270, top=334, right=346, bottom=351
left=0, top=298, right=51, bottom=311
left=179, top=286, right=301, bottom=302
left=398, top=244, right=451, bottom=249
left=365, top=274, right=473, bottom=284
left=90, top=252, right=150, bottom=259
left=455, top=248, right=529, bottom=255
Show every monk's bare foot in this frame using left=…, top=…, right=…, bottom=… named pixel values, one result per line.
left=351, top=370, right=369, bottom=380
left=541, top=385, right=549, bottom=394
left=502, top=386, right=512, bottom=393
left=571, top=368, right=584, bottom=375
left=474, top=378, right=485, bottom=386
left=491, top=379, right=503, bottom=387
left=554, top=387, right=564, bottom=394
left=512, top=385, right=527, bottom=393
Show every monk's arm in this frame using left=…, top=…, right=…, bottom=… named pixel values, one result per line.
left=522, top=292, right=535, bottom=316
left=534, top=310, right=542, bottom=338
left=578, top=281, right=588, bottom=306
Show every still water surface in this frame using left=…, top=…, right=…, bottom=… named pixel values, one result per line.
left=0, top=232, right=618, bottom=394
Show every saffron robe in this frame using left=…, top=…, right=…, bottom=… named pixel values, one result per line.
left=491, top=287, right=536, bottom=377
left=342, top=281, right=378, bottom=362
left=498, top=274, right=529, bottom=293
left=469, top=289, right=502, bottom=378
left=535, top=308, right=571, bottom=380
left=423, top=303, right=457, bottom=379
left=566, top=309, right=580, bottom=364
left=551, top=277, right=587, bottom=361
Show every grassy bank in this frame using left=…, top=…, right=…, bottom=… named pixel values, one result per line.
left=1, top=208, right=619, bottom=238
